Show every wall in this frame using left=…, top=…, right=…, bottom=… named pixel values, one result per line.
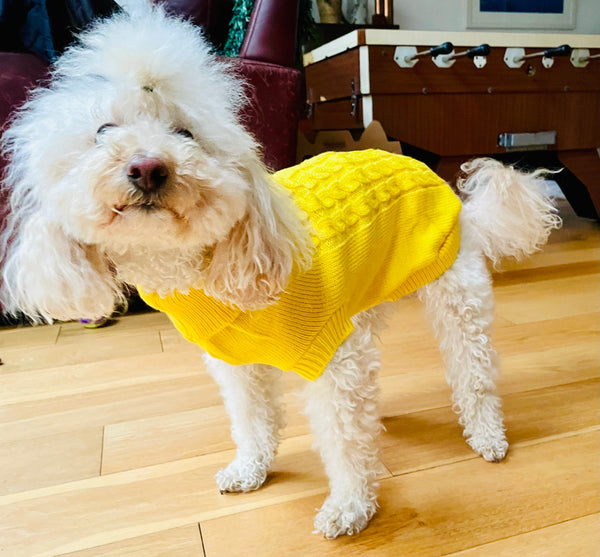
left=391, top=0, right=600, bottom=34
left=318, top=1, right=600, bottom=34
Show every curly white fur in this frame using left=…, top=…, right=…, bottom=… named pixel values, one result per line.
left=0, top=4, right=561, bottom=538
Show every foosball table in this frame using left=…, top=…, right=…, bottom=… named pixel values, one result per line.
left=302, top=30, right=600, bottom=218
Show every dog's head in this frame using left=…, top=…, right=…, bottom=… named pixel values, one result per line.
left=0, top=5, right=311, bottom=322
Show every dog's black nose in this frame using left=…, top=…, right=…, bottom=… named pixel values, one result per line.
left=126, top=155, right=168, bottom=192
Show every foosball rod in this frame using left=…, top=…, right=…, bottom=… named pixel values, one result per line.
left=515, top=44, right=572, bottom=62
left=441, top=44, right=491, bottom=68
left=505, top=44, right=572, bottom=68
left=404, top=42, right=454, bottom=63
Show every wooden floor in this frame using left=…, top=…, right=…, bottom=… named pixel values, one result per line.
left=1, top=200, right=598, bottom=557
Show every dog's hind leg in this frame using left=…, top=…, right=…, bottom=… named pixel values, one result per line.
left=204, top=354, right=284, bottom=493
left=303, top=312, right=384, bottom=538
left=419, top=246, right=508, bottom=463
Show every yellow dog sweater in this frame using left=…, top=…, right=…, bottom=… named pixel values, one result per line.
left=140, top=150, right=462, bottom=380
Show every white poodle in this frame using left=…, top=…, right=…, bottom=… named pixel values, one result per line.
left=0, top=4, right=561, bottom=538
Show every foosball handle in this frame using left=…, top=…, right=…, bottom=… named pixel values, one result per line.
left=429, top=42, right=454, bottom=58
left=466, top=44, right=491, bottom=58
left=543, top=44, right=572, bottom=58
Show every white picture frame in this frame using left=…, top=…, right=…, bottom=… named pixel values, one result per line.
left=467, top=0, right=577, bottom=30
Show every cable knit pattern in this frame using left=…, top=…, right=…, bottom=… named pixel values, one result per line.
left=140, top=150, right=462, bottom=380
left=277, top=150, right=449, bottom=245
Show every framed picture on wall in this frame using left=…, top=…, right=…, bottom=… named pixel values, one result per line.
left=467, top=0, right=577, bottom=29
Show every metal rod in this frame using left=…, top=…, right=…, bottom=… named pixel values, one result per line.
left=516, top=44, right=571, bottom=62
left=406, top=42, right=454, bottom=62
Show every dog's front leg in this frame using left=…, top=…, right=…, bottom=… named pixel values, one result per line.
left=203, top=354, right=284, bottom=493
left=302, top=321, right=384, bottom=538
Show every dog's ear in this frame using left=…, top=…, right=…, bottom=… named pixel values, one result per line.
left=1, top=206, right=122, bottom=324
left=203, top=161, right=313, bottom=311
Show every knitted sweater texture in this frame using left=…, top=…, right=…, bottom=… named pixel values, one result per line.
left=139, top=150, right=462, bottom=380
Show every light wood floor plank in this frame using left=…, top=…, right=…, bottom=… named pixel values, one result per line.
left=380, top=379, right=599, bottom=475
left=445, top=514, right=600, bottom=556
left=0, top=329, right=163, bottom=373
left=0, top=375, right=218, bottom=444
left=102, top=405, right=232, bottom=475
left=495, top=273, right=600, bottom=323
left=493, top=311, right=599, bottom=354
left=499, top=243, right=599, bottom=271
left=381, top=308, right=598, bottom=356
left=0, top=428, right=103, bottom=496
left=200, top=432, right=599, bottom=557
left=0, top=323, right=60, bottom=349
left=492, top=260, right=599, bottom=287
left=56, top=524, right=205, bottom=557
left=0, top=351, right=212, bottom=406
left=378, top=340, right=598, bottom=418
left=378, top=308, right=598, bottom=380
left=376, top=302, right=599, bottom=416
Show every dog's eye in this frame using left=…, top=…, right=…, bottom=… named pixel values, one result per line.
left=96, top=123, right=117, bottom=135
left=174, top=127, right=194, bottom=140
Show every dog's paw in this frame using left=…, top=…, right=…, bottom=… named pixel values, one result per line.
left=468, top=432, right=509, bottom=463
left=313, top=497, right=377, bottom=539
left=216, top=459, right=269, bottom=493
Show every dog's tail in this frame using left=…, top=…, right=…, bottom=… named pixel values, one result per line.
left=457, top=158, right=562, bottom=266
